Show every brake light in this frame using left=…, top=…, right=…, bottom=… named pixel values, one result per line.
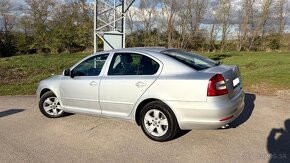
left=207, top=74, right=228, bottom=96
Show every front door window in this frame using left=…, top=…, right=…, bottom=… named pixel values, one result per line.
left=73, top=54, right=109, bottom=76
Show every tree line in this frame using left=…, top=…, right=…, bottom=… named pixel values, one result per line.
left=0, top=0, right=289, bottom=57
left=0, top=0, right=93, bottom=57
left=125, top=0, right=290, bottom=52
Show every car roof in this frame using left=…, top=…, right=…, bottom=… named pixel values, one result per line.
left=95, top=47, right=173, bottom=54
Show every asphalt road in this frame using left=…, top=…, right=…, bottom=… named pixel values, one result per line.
left=0, top=94, right=289, bottom=163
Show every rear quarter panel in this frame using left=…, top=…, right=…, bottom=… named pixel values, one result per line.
left=143, top=73, right=210, bottom=102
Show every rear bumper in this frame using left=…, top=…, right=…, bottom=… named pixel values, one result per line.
left=165, top=90, right=245, bottom=130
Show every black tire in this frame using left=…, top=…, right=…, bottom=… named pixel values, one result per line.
left=39, top=91, right=64, bottom=118
left=140, top=101, right=180, bottom=142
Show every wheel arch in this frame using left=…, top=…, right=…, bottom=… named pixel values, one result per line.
left=135, top=98, right=158, bottom=125
left=135, top=98, right=179, bottom=127
left=39, top=88, right=51, bottom=98
left=39, top=88, right=59, bottom=99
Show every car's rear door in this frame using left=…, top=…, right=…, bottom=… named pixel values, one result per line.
left=99, top=52, right=161, bottom=117
left=59, top=54, right=109, bottom=114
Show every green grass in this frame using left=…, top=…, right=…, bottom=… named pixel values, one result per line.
left=0, top=53, right=88, bottom=95
left=201, top=51, right=290, bottom=94
left=0, top=52, right=289, bottom=95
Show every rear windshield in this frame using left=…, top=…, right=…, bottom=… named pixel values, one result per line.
left=161, top=49, right=218, bottom=70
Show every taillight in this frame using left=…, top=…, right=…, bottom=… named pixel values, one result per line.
left=207, top=74, right=228, bottom=96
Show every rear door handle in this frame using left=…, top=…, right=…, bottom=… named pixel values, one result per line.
left=90, top=81, right=98, bottom=87
left=135, top=82, right=146, bottom=88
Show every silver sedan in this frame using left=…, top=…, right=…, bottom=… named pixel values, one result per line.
left=37, top=47, right=244, bottom=141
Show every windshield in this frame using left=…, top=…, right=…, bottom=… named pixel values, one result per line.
left=161, top=49, right=218, bottom=70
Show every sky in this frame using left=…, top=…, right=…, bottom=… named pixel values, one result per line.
left=8, top=0, right=290, bottom=34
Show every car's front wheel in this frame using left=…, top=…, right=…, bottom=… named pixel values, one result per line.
left=39, top=91, right=64, bottom=118
left=140, top=101, right=179, bottom=142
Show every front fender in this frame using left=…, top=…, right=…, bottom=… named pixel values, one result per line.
left=36, top=76, right=62, bottom=100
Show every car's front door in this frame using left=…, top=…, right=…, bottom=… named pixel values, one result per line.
left=99, top=52, right=161, bottom=117
left=60, top=54, right=109, bottom=114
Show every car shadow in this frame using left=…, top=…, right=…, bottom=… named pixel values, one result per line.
left=227, top=93, right=256, bottom=128
left=62, top=112, right=74, bottom=117
left=173, top=129, right=192, bottom=140
left=267, top=119, right=290, bottom=163
left=0, top=109, right=25, bottom=118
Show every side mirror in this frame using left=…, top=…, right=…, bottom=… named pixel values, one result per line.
left=63, top=69, right=74, bottom=78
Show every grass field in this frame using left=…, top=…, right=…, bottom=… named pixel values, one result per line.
left=203, top=52, right=290, bottom=95
left=0, top=53, right=88, bottom=95
left=0, top=51, right=289, bottom=95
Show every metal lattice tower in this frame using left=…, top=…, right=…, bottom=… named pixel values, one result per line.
left=94, top=0, right=135, bottom=52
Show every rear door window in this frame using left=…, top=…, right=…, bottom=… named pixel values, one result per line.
left=108, top=53, right=159, bottom=75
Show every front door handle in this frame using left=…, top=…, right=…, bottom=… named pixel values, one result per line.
left=136, top=82, right=146, bottom=88
left=90, top=81, right=98, bottom=87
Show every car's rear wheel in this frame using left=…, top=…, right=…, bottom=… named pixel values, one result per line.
left=39, top=91, right=64, bottom=118
left=140, top=101, right=179, bottom=142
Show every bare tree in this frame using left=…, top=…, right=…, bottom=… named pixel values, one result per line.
left=126, top=4, right=136, bottom=34
left=138, top=0, right=159, bottom=46
left=248, top=0, right=273, bottom=51
left=176, top=0, right=192, bottom=48
left=207, top=0, right=221, bottom=52
left=187, top=0, right=208, bottom=50
left=161, top=0, right=208, bottom=49
left=261, top=0, right=274, bottom=38
left=237, top=0, right=254, bottom=51
left=274, top=0, right=287, bottom=34
left=126, top=3, right=137, bottom=47
left=138, top=0, right=158, bottom=33
left=216, top=0, right=231, bottom=52
left=189, top=0, right=208, bottom=36
left=161, top=0, right=179, bottom=47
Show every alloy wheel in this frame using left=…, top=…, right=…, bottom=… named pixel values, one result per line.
left=143, top=109, right=169, bottom=137
left=43, top=97, right=63, bottom=116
